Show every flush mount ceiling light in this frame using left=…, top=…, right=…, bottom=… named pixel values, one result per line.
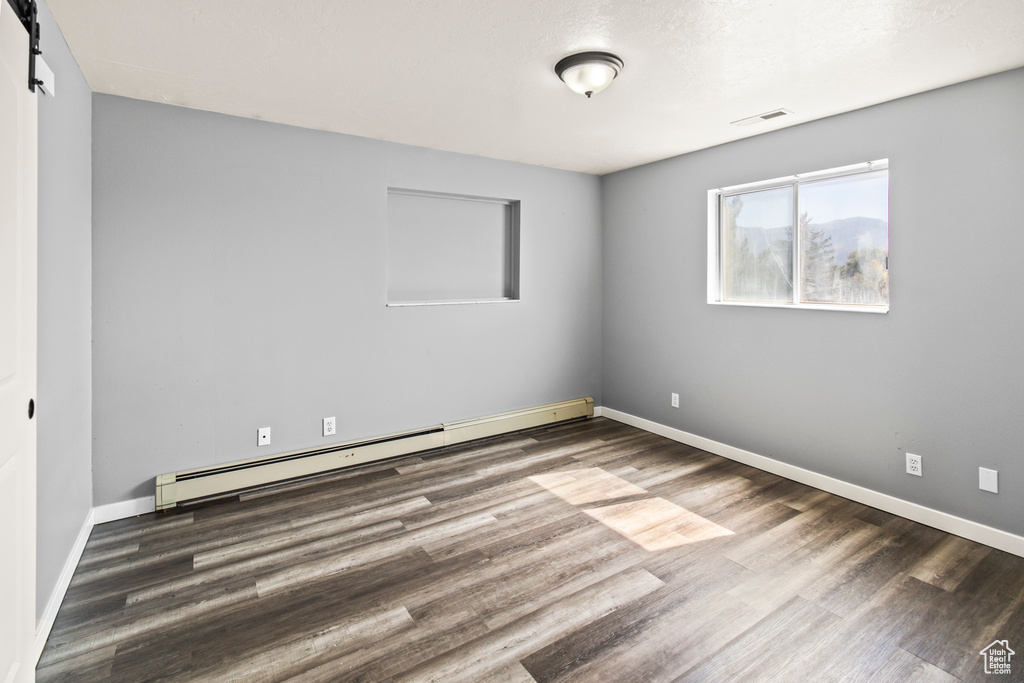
left=555, top=51, right=623, bottom=98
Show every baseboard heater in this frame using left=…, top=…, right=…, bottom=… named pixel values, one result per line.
left=155, top=397, right=593, bottom=510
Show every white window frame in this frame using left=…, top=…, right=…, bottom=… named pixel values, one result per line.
left=707, top=159, right=889, bottom=313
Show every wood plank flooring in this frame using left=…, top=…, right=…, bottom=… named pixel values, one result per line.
left=37, top=418, right=1024, bottom=682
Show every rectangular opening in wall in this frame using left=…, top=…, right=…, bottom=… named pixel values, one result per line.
left=387, top=188, right=520, bottom=305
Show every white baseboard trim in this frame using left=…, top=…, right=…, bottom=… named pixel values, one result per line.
left=600, top=407, right=1024, bottom=558
left=592, top=406, right=604, bottom=418
left=93, top=496, right=156, bottom=525
left=34, top=507, right=94, bottom=665
left=35, top=495, right=157, bottom=663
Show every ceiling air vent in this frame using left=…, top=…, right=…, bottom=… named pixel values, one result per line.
left=730, top=109, right=794, bottom=127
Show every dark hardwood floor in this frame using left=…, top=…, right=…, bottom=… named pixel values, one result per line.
left=37, top=418, right=1024, bottom=682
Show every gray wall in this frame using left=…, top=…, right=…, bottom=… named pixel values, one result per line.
left=36, top=0, right=93, bottom=617
left=92, top=95, right=603, bottom=505
left=602, top=67, right=1024, bottom=536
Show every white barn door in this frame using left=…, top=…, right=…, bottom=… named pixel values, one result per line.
left=0, top=2, right=38, bottom=681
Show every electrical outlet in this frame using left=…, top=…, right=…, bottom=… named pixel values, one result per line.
left=257, top=427, right=271, bottom=447
left=323, top=417, right=336, bottom=437
left=906, top=453, right=922, bottom=477
left=979, top=467, right=998, bottom=493
left=671, top=393, right=679, bottom=408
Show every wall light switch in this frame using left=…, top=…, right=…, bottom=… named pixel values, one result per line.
left=257, top=427, right=271, bottom=446
left=979, top=467, right=998, bottom=494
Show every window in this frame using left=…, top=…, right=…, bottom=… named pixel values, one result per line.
left=387, top=188, right=520, bottom=306
left=707, top=160, right=889, bottom=312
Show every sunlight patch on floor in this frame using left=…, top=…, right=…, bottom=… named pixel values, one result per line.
left=584, top=498, right=733, bottom=551
left=530, top=467, right=732, bottom=550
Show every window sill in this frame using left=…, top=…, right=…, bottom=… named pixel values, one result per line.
left=708, top=300, right=888, bottom=314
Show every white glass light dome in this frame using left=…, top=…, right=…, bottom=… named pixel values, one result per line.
left=555, top=52, right=623, bottom=98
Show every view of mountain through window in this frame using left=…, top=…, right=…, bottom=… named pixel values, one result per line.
left=798, top=170, right=888, bottom=305
left=712, top=161, right=889, bottom=311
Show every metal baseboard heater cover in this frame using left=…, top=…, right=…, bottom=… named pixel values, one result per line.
left=156, top=397, right=593, bottom=510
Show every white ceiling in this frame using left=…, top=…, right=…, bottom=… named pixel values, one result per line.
left=46, top=0, right=1024, bottom=175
